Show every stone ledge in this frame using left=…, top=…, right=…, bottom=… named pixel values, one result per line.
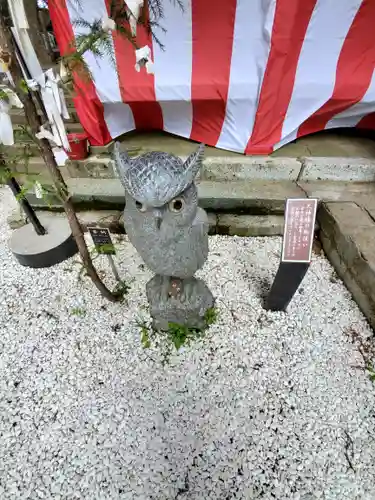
left=17, top=154, right=375, bottom=183
left=297, top=181, right=375, bottom=207
left=7, top=209, right=123, bottom=233
left=299, top=157, right=375, bottom=182
left=7, top=210, right=287, bottom=238
left=217, top=214, right=285, bottom=236
left=25, top=179, right=305, bottom=214
left=318, top=202, right=375, bottom=329
left=17, top=154, right=302, bottom=181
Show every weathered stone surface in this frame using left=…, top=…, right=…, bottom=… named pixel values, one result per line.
left=318, top=202, right=375, bottom=329
left=67, top=157, right=116, bottom=179
left=198, top=180, right=305, bottom=213
left=146, top=275, right=215, bottom=331
left=200, top=157, right=301, bottom=181
left=66, top=153, right=302, bottom=181
left=217, top=214, right=285, bottom=236
left=119, top=211, right=217, bottom=235
left=6, top=207, right=26, bottom=230
left=299, top=157, right=375, bottom=182
left=26, top=179, right=306, bottom=213
left=298, top=181, right=375, bottom=206
left=6, top=209, right=122, bottom=233
left=76, top=210, right=122, bottom=232
left=112, top=144, right=213, bottom=330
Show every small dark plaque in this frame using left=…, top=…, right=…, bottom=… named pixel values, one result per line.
left=265, top=198, right=318, bottom=312
left=88, top=227, right=116, bottom=255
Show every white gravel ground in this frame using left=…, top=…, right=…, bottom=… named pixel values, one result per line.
left=1, top=186, right=375, bottom=500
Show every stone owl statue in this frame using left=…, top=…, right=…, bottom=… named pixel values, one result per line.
left=113, top=142, right=214, bottom=329
left=113, top=142, right=208, bottom=277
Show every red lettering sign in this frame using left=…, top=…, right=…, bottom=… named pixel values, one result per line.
left=282, top=198, right=318, bottom=263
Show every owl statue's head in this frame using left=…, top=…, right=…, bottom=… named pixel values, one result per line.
left=113, top=142, right=205, bottom=230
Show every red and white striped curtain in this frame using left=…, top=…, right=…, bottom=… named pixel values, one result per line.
left=49, top=0, right=375, bottom=154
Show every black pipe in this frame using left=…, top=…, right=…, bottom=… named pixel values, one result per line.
left=7, top=176, right=46, bottom=236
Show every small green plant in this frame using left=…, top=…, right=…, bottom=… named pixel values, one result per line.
left=140, top=326, right=151, bottom=349
left=71, top=307, right=86, bottom=317
left=96, top=243, right=116, bottom=255
left=167, top=322, right=205, bottom=350
left=136, top=306, right=219, bottom=355
left=113, top=279, right=131, bottom=298
left=204, top=307, right=219, bottom=326
left=135, top=318, right=152, bottom=349
left=366, top=363, right=375, bottom=383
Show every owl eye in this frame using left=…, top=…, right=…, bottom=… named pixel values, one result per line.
left=135, top=201, right=147, bottom=212
left=169, top=198, right=184, bottom=213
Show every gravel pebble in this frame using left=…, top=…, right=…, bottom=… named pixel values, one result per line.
left=0, top=186, right=375, bottom=499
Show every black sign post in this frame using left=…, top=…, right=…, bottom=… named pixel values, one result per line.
left=88, top=227, right=120, bottom=282
left=265, top=198, right=318, bottom=312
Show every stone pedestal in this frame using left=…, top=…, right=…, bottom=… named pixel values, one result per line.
left=146, top=275, right=215, bottom=331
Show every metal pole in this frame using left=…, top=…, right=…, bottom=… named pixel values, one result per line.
left=107, top=255, right=121, bottom=282
left=7, top=176, right=46, bottom=236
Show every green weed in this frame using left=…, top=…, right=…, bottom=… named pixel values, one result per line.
left=71, top=307, right=86, bottom=317
left=136, top=306, right=219, bottom=355
left=366, top=363, right=375, bottom=383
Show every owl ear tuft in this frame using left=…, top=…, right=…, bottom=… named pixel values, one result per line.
left=112, top=141, right=132, bottom=189
left=183, top=143, right=205, bottom=180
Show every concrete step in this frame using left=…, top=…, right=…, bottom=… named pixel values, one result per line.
left=57, top=129, right=375, bottom=159
left=7, top=207, right=289, bottom=239
left=24, top=178, right=306, bottom=213
left=297, top=180, right=375, bottom=208
left=318, top=202, right=375, bottom=330
left=11, top=127, right=375, bottom=158
left=12, top=149, right=375, bottom=187
left=22, top=177, right=375, bottom=215
left=7, top=130, right=375, bottom=182
left=12, top=122, right=84, bottom=143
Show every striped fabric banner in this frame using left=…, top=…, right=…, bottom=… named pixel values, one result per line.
left=49, top=0, right=375, bottom=154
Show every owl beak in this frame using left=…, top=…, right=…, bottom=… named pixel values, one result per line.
left=153, top=209, right=163, bottom=230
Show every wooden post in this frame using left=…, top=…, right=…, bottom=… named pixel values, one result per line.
left=0, top=10, right=122, bottom=302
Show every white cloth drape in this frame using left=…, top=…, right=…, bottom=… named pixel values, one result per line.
left=9, top=4, right=70, bottom=151
left=126, top=0, right=144, bottom=36
left=7, top=0, right=28, bottom=29
left=0, top=89, right=23, bottom=145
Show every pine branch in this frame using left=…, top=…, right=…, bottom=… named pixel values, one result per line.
left=58, top=0, right=188, bottom=84
left=147, top=0, right=164, bottom=20
left=170, top=0, right=184, bottom=11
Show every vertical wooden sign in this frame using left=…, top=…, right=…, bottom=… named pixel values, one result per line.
left=265, top=198, right=318, bottom=312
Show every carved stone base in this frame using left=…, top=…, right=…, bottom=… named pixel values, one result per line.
left=146, top=275, right=215, bottom=331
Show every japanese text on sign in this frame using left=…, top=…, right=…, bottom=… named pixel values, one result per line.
left=282, top=199, right=318, bottom=263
